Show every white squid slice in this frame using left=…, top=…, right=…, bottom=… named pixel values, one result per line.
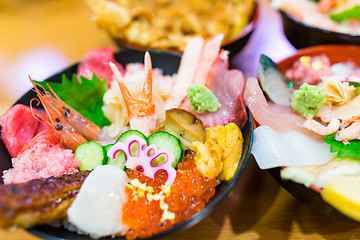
left=252, top=126, right=336, bottom=169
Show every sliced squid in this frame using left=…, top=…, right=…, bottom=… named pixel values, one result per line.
left=251, top=125, right=336, bottom=170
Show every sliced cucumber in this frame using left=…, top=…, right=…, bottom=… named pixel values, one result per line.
left=104, top=143, right=126, bottom=170
left=147, top=132, right=183, bottom=168
left=74, top=141, right=107, bottom=171
left=117, top=130, right=147, bottom=143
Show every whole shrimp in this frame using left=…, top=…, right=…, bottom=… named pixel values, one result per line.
left=109, top=52, right=156, bottom=136
left=30, top=77, right=101, bottom=151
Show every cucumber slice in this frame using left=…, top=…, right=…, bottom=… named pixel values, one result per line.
left=105, top=143, right=126, bottom=170
left=74, top=141, right=107, bottom=171
left=147, top=132, right=183, bottom=168
left=117, top=130, right=147, bottom=143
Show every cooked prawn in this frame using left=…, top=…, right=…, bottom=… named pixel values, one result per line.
left=45, top=86, right=101, bottom=140
left=109, top=52, right=156, bottom=136
left=302, top=117, right=340, bottom=135
left=30, top=77, right=88, bottom=152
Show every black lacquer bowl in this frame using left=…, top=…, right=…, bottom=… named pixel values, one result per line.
left=0, top=50, right=254, bottom=239
left=280, top=11, right=360, bottom=49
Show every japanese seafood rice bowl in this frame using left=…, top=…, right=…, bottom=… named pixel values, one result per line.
left=0, top=36, right=253, bottom=239
left=246, top=44, right=360, bottom=221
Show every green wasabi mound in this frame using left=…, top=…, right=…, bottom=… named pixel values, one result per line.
left=290, top=83, right=326, bottom=118
left=187, top=83, right=221, bottom=114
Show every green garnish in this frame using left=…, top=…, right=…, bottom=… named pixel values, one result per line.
left=325, top=134, right=360, bottom=159
left=35, top=74, right=110, bottom=128
left=187, top=83, right=221, bottom=114
left=330, top=6, right=360, bottom=22
left=290, top=83, right=326, bottom=118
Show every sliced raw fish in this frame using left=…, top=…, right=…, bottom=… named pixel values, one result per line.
left=77, top=47, right=124, bottom=87
left=252, top=126, right=336, bottom=170
left=244, top=77, right=309, bottom=134
left=257, top=54, right=292, bottom=106
left=195, top=57, right=247, bottom=128
left=0, top=104, right=45, bottom=158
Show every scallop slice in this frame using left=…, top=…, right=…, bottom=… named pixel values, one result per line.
left=67, top=165, right=129, bottom=238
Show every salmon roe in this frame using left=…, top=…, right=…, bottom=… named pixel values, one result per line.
left=122, top=155, right=218, bottom=240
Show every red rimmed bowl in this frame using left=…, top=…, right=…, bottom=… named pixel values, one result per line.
left=266, top=44, right=360, bottom=222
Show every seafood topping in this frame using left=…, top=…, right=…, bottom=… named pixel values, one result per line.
left=0, top=104, right=46, bottom=158
left=0, top=170, right=90, bottom=229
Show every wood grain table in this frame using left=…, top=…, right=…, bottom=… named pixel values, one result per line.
left=1, top=0, right=360, bottom=239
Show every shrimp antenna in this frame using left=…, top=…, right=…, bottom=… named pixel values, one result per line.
left=29, top=76, right=55, bottom=126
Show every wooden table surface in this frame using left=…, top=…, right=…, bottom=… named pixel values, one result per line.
left=1, top=0, right=360, bottom=239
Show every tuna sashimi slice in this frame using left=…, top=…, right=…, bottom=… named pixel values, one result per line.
left=0, top=104, right=45, bottom=158
left=194, top=56, right=248, bottom=128
left=77, top=47, right=124, bottom=88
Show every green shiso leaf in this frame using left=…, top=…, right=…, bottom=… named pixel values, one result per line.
left=34, top=73, right=110, bottom=128
left=325, top=134, right=360, bottom=159
left=330, top=6, right=360, bottom=22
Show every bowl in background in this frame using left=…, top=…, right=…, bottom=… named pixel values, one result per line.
left=112, top=2, right=259, bottom=58
left=280, top=12, right=360, bottom=49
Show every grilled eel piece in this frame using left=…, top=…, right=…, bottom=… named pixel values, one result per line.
left=0, top=170, right=90, bottom=229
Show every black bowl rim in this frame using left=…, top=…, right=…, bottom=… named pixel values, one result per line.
left=2, top=50, right=254, bottom=239
left=280, top=11, right=360, bottom=38
left=112, top=2, right=259, bottom=54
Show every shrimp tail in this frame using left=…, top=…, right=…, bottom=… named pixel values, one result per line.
left=109, top=52, right=156, bottom=136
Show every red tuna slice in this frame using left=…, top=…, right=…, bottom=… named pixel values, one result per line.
left=0, top=104, right=45, bottom=158
left=193, top=57, right=248, bottom=128
left=77, top=47, right=125, bottom=88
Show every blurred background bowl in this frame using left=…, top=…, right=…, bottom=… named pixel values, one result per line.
left=280, top=11, right=360, bottom=49
left=111, top=2, right=259, bottom=58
